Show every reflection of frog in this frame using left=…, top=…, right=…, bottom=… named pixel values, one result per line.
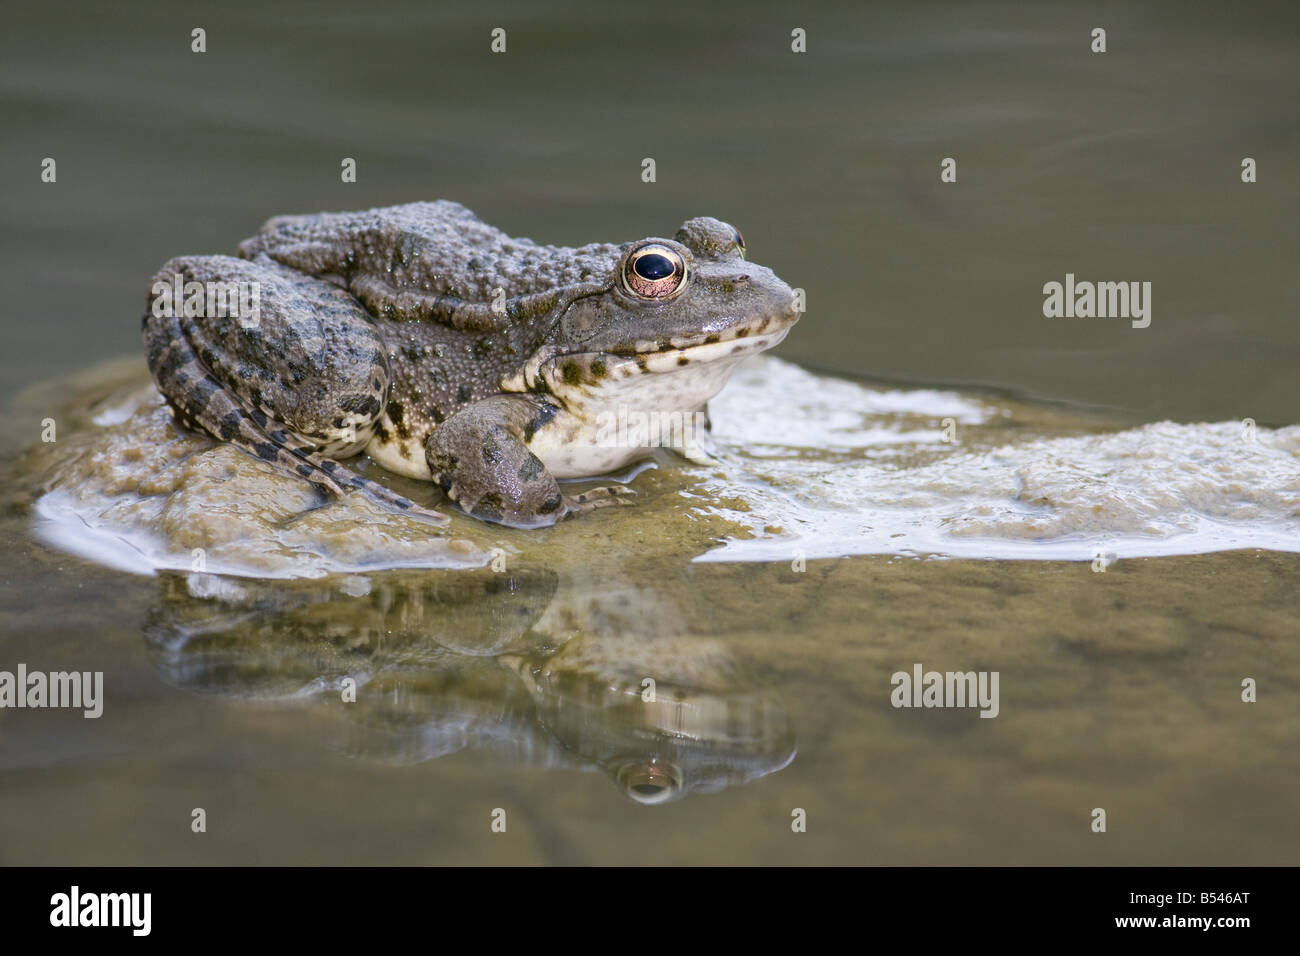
left=143, top=567, right=795, bottom=804
left=144, top=201, right=799, bottom=527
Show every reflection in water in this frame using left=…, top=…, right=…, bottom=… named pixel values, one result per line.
left=142, top=566, right=795, bottom=804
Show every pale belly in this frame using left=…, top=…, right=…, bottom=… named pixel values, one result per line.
left=366, top=413, right=658, bottom=482
left=365, top=350, right=749, bottom=482
left=365, top=417, right=432, bottom=480
left=529, top=353, right=741, bottom=478
left=527, top=419, right=654, bottom=479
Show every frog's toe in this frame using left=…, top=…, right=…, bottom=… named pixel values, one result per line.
left=562, top=485, right=636, bottom=517
left=392, top=498, right=452, bottom=526
left=678, top=443, right=723, bottom=467
left=342, top=473, right=450, bottom=526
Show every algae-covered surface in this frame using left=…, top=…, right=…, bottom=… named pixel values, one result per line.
left=1, top=358, right=1296, bottom=864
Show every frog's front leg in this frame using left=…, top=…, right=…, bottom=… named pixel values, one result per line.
left=426, top=396, right=631, bottom=528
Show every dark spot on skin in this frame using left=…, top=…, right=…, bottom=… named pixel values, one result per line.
left=538, top=494, right=563, bottom=515
left=320, top=460, right=339, bottom=474
left=387, top=400, right=409, bottom=438
left=634, top=355, right=648, bottom=372
left=731, top=345, right=745, bottom=353
left=562, top=362, right=582, bottom=386
left=436, top=473, right=454, bottom=493
left=253, top=442, right=279, bottom=462
left=518, top=455, right=544, bottom=482
left=704, top=334, right=720, bottom=345
left=157, top=347, right=186, bottom=380
left=193, top=375, right=219, bottom=400
left=591, top=357, right=607, bottom=378
left=456, top=383, right=473, bottom=404
left=735, top=328, right=749, bottom=338
left=677, top=356, right=690, bottom=366
left=296, top=464, right=315, bottom=478
left=482, top=440, right=501, bottom=466
left=218, top=411, right=242, bottom=441
left=523, top=403, right=558, bottom=442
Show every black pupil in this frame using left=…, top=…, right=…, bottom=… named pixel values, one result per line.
left=634, top=253, right=675, bottom=281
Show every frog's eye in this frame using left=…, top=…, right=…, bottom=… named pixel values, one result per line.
left=615, top=758, right=682, bottom=805
left=622, top=243, right=688, bottom=300
left=733, top=229, right=746, bottom=260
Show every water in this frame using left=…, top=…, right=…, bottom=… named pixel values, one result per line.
left=1, top=0, right=1297, bottom=864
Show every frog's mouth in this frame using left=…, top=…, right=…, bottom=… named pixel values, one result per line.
left=505, top=314, right=796, bottom=396
left=593, top=311, right=798, bottom=375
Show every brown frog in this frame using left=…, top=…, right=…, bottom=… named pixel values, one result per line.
left=143, top=201, right=799, bottom=527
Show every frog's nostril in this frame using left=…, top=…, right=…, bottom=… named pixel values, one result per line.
left=615, top=758, right=683, bottom=805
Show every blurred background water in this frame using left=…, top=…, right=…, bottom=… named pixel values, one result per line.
left=0, top=0, right=1296, bottom=864
left=3, top=0, right=1296, bottom=421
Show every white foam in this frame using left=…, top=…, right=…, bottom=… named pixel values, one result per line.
left=698, top=358, right=1300, bottom=563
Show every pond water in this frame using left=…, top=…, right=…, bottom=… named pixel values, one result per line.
left=0, top=0, right=1295, bottom=864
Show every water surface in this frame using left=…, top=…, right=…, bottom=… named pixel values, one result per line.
left=1, top=0, right=1296, bottom=865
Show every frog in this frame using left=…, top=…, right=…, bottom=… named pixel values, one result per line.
left=142, top=200, right=799, bottom=528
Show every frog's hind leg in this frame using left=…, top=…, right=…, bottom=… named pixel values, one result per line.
left=142, top=255, right=448, bottom=525
left=263, top=422, right=448, bottom=523
left=144, top=310, right=446, bottom=523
